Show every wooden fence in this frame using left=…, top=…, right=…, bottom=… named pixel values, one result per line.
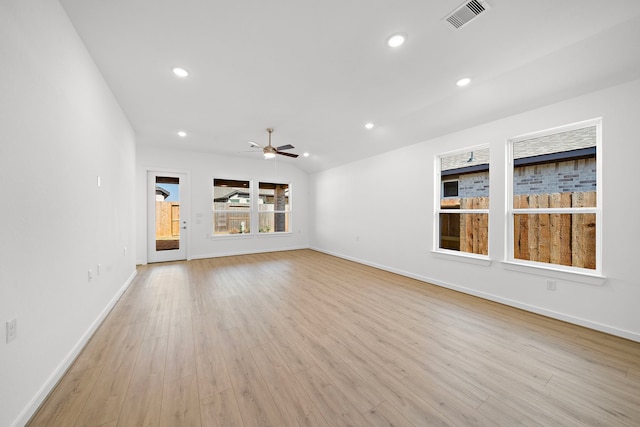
left=440, top=197, right=488, bottom=255
left=213, top=204, right=250, bottom=234
left=440, top=192, right=596, bottom=268
left=212, top=203, right=290, bottom=234
left=155, top=201, right=180, bottom=238
left=460, top=197, right=489, bottom=255
left=514, top=191, right=596, bottom=269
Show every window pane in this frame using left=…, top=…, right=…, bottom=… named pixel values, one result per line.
left=443, top=181, right=458, bottom=197
left=259, top=182, right=290, bottom=233
left=259, top=212, right=290, bottom=233
left=214, top=211, right=250, bottom=234
left=441, top=148, right=489, bottom=208
left=213, top=178, right=250, bottom=235
left=439, top=213, right=488, bottom=255
left=513, top=126, right=596, bottom=208
left=513, top=213, right=596, bottom=269
left=155, top=176, right=180, bottom=251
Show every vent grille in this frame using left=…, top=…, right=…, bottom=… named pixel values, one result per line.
left=444, top=0, right=491, bottom=29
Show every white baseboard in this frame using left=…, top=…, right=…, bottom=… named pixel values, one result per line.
left=310, top=246, right=640, bottom=343
left=191, top=245, right=309, bottom=260
left=14, top=269, right=138, bottom=427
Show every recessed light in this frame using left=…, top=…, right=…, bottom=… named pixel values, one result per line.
left=303, top=152, right=310, bottom=157
left=177, top=131, right=187, bottom=137
left=364, top=122, right=375, bottom=130
left=387, top=33, right=407, bottom=48
left=172, top=67, right=190, bottom=78
left=456, top=77, right=471, bottom=87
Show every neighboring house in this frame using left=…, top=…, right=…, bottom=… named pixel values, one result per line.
left=155, top=186, right=170, bottom=201
left=214, top=189, right=250, bottom=204
left=213, top=188, right=290, bottom=205
left=442, top=126, right=596, bottom=200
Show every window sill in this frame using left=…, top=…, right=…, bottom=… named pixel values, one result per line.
left=501, top=261, right=606, bottom=285
left=208, top=232, right=293, bottom=240
left=208, top=233, right=255, bottom=240
left=257, top=232, right=293, bottom=238
left=431, top=250, right=492, bottom=266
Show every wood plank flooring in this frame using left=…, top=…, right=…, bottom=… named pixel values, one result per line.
left=28, top=249, right=640, bottom=426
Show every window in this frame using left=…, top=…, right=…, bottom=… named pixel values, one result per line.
left=259, top=182, right=290, bottom=233
left=508, top=119, right=600, bottom=272
left=213, top=178, right=251, bottom=234
left=442, top=180, right=459, bottom=197
left=436, top=147, right=490, bottom=255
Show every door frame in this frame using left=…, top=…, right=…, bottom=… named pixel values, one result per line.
left=147, top=170, right=190, bottom=263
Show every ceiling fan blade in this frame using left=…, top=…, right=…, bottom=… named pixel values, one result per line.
left=248, top=141, right=262, bottom=148
left=276, top=144, right=294, bottom=151
left=276, top=151, right=299, bottom=158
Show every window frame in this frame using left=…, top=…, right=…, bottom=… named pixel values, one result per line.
left=505, top=118, right=603, bottom=278
left=434, top=144, right=491, bottom=262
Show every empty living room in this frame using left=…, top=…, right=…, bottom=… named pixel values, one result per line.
left=2, top=0, right=639, bottom=426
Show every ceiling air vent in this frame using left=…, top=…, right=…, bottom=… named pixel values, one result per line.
left=444, top=0, right=491, bottom=29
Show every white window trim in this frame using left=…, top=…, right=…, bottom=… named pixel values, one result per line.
left=501, top=260, right=605, bottom=286
left=431, top=249, right=492, bottom=266
left=434, top=144, right=491, bottom=261
left=505, top=118, right=604, bottom=281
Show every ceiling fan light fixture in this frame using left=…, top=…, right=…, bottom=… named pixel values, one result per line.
left=249, top=128, right=299, bottom=159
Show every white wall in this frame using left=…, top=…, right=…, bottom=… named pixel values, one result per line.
left=136, top=146, right=309, bottom=264
left=0, top=1, right=137, bottom=426
left=310, top=78, right=640, bottom=342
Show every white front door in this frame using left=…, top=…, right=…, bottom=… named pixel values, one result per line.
left=147, top=171, right=189, bottom=263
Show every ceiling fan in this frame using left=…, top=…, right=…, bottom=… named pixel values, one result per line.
left=249, top=128, right=299, bottom=159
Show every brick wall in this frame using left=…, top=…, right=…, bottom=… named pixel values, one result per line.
left=513, top=157, right=596, bottom=195
left=458, top=171, right=490, bottom=198
left=446, top=157, right=595, bottom=199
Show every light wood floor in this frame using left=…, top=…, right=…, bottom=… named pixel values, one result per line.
left=29, top=249, right=640, bottom=426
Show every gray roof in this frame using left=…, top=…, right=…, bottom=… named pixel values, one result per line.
left=213, top=187, right=289, bottom=201
left=442, top=126, right=596, bottom=172
left=513, top=126, right=596, bottom=159
left=214, top=188, right=248, bottom=201
left=441, top=148, right=490, bottom=171
left=155, top=186, right=170, bottom=198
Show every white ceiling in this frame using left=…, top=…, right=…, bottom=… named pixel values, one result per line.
left=59, top=0, right=640, bottom=173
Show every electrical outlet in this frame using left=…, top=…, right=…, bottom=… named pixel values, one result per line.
left=6, top=318, right=17, bottom=343
left=547, top=280, right=557, bottom=291
left=123, top=247, right=127, bottom=255
left=97, top=264, right=101, bottom=276
left=88, top=269, right=93, bottom=282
